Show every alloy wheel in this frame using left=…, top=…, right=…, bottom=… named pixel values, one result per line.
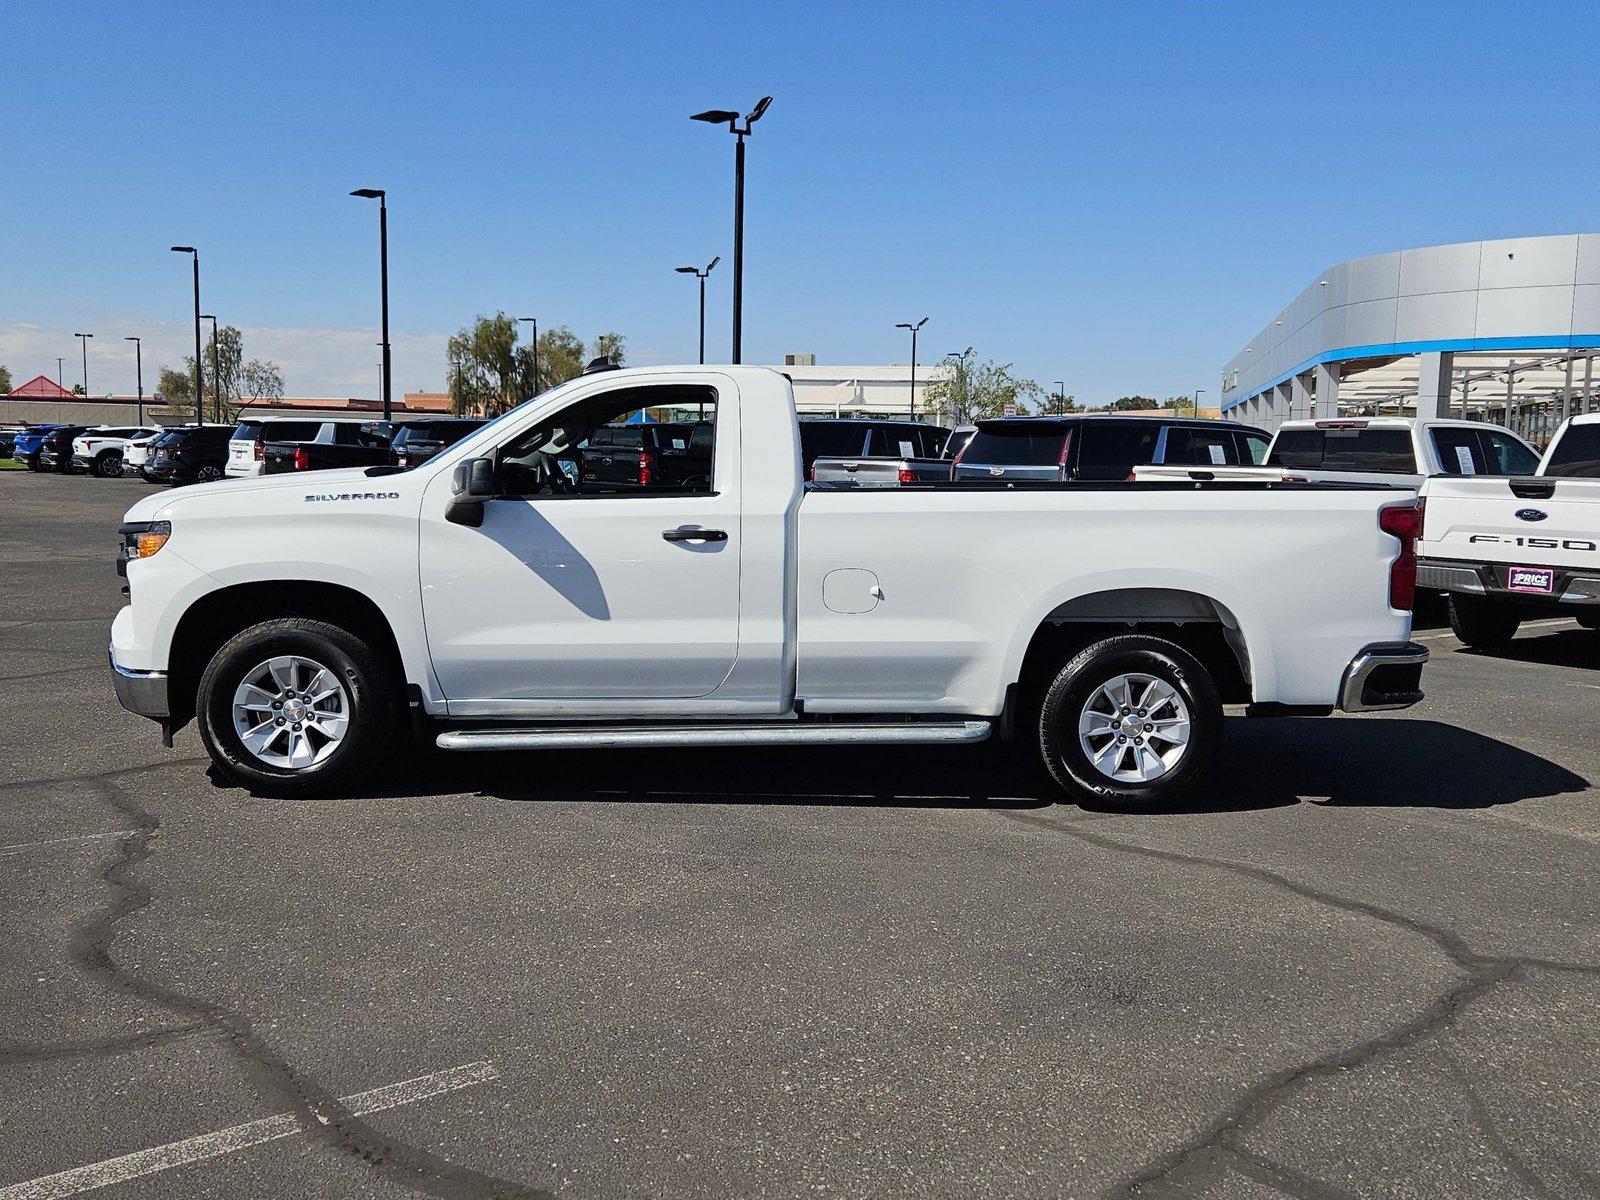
left=1077, top=672, right=1191, bottom=783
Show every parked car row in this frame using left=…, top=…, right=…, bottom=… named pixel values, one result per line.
left=8, top=415, right=491, bottom=485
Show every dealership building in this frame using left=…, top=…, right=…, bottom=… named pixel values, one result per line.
left=1220, top=233, right=1600, bottom=443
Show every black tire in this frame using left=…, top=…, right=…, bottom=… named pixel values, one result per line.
left=1447, top=593, right=1521, bottom=647
left=196, top=617, right=400, bottom=796
left=1576, top=611, right=1600, bottom=631
left=1037, top=634, right=1223, bottom=810
left=93, top=451, right=123, bottom=478
left=194, top=461, right=225, bottom=484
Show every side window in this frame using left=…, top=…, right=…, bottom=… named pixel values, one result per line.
left=1238, top=430, right=1270, bottom=464
left=1430, top=427, right=1482, bottom=475
left=496, top=385, right=718, bottom=497
left=1075, top=423, right=1160, bottom=480
left=1163, top=427, right=1238, bottom=466
left=1481, top=431, right=1539, bottom=476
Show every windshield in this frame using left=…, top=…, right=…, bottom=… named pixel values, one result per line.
left=1543, top=424, right=1600, bottom=477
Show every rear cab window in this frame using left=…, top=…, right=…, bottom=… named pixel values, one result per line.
left=1430, top=426, right=1540, bottom=476
left=1269, top=427, right=1416, bottom=473
left=799, top=423, right=870, bottom=461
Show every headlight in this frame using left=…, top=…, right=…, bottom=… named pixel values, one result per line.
left=120, top=520, right=171, bottom=563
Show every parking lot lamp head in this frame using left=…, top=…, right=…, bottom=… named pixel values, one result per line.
left=676, top=256, right=721, bottom=364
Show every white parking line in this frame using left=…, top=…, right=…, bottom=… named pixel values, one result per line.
left=1413, top=617, right=1575, bottom=643
left=0, top=1060, right=500, bottom=1200
left=0, top=833, right=132, bottom=858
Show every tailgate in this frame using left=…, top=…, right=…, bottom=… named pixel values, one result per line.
left=1420, top=476, right=1600, bottom=570
left=261, top=443, right=299, bottom=473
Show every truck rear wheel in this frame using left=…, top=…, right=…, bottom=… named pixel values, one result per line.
left=1036, top=635, right=1222, bottom=810
left=196, top=617, right=399, bottom=796
left=1447, top=594, right=1521, bottom=647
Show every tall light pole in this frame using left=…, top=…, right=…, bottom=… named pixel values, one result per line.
left=350, top=189, right=392, bottom=420
left=55, top=357, right=64, bottom=388
left=1054, top=379, right=1066, bottom=414
left=691, top=97, right=772, bottom=364
left=895, top=317, right=928, bottom=420
left=74, top=332, right=93, bottom=397
left=1194, top=388, right=1206, bottom=418
left=170, top=246, right=202, bottom=423
left=125, top=336, right=144, bottom=423
left=674, top=256, right=720, bottom=364
left=200, top=314, right=219, bottom=421
left=517, top=316, right=539, bottom=394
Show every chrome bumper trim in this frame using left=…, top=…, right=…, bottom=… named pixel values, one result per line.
left=1339, top=642, right=1428, bottom=713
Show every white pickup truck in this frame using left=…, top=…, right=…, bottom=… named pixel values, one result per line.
left=110, top=365, right=1427, bottom=809
left=1136, top=417, right=1539, bottom=487
left=1419, top=412, right=1600, bottom=645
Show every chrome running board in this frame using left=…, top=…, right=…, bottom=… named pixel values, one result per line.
left=436, top=720, right=992, bottom=752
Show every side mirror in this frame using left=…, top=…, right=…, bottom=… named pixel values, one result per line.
left=445, top=457, right=495, bottom=527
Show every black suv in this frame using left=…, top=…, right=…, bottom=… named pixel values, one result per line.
left=390, top=418, right=487, bottom=469
left=797, top=419, right=949, bottom=475
left=35, top=426, right=91, bottom=473
left=952, top=415, right=1270, bottom=483
left=146, top=425, right=233, bottom=485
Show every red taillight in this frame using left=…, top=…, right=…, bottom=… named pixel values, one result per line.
left=292, top=447, right=310, bottom=471
left=637, top=450, right=654, bottom=487
left=253, top=440, right=264, bottom=461
left=808, top=463, right=817, bottom=482
left=1378, top=501, right=1422, bottom=611
left=897, top=467, right=915, bottom=484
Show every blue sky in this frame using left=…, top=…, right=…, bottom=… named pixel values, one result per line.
left=4, top=0, right=1597, bottom=404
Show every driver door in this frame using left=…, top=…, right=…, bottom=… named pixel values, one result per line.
left=418, top=376, right=741, bottom=710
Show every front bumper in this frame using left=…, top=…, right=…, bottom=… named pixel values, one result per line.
left=110, top=645, right=170, bottom=721
left=1418, top=556, right=1600, bottom=607
left=1339, top=642, right=1428, bottom=712
left=72, top=453, right=96, bottom=470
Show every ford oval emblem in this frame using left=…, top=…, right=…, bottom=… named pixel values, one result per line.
left=1514, top=508, right=1548, bottom=522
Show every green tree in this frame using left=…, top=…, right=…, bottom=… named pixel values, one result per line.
left=0, top=363, right=12, bottom=394
left=71, top=383, right=86, bottom=396
left=1109, top=396, right=1160, bottom=411
left=922, top=348, right=1041, bottom=423
left=1040, top=387, right=1079, bottom=415
left=154, top=365, right=195, bottom=417
left=1166, top=394, right=1198, bottom=417
left=448, top=316, right=626, bottom=416
left=193, top=325, right=284, bottom=421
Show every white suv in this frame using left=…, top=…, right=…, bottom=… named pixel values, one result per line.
left=71, top=427, right=158, bottom=478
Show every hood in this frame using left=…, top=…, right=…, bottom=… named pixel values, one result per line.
left=122, top=465, right=414, bottom=524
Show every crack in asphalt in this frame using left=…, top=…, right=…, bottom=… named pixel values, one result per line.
left=1437, top=1044, right=1561, bottom=1200
left=0, top=1022, right=210, bottom=1064
left=23, top=773, right=549, bottom=1200
left=994, top=808, right=1600, bottom=1199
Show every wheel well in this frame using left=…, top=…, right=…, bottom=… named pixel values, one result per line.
left=1013, top=589, right=1252, bottom=728
left=166, top=581, right=405, bottom=729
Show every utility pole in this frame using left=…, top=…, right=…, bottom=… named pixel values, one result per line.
left=895, top=317, right=928, bottom=419
left=170, top=247, right=202, bottom=422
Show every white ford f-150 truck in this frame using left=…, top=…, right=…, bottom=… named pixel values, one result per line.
left=1135, top=417, right=1539, bottom=487
left=110, top=365, right=1427, bottom=808
left=1419, top=412, right=1600, bottom=645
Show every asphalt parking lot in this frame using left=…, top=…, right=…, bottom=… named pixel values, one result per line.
left=2, top=469, right=1597, bottom=1200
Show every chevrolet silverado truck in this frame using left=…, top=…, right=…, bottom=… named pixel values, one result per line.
left=1418, top=412, right=1600, bottom=645
left=110, top=365, right=1427, bottom=808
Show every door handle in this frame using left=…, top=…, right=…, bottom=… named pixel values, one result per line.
left=662, top=527, right=728, bottom=543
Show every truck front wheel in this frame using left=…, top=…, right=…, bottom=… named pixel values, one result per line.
left=196, top=617, right=399, bottom=796
left=1036, top=635, right=1222, bottom=810
left=1447, top=594, right=1521, bottom=647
